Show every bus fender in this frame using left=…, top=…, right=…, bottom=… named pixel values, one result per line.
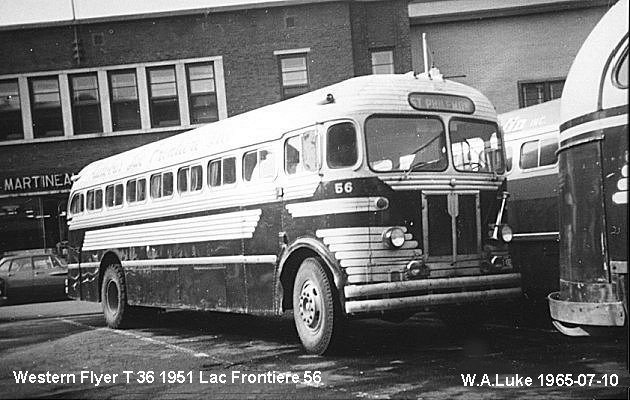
left=276, top=237, right=346, bottom=312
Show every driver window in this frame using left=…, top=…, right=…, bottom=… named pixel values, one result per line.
left=285, top=130, right=320, bottom=175
left=327, top=122, right=357, bottom=169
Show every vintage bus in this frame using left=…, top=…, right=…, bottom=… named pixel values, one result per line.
left=548, top=0, right=628, bottom=336
left=66, top=71, right=521, bottom=354
left=499, top=99, right=560, bottom=322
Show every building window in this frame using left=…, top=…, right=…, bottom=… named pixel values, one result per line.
left=109, top=70, right=141, bottom=131
left=29, top=77, right=63, bottom=138
left=519, top=79, right=564, bottom=108
left=0, top=79, right=23, bottom=141
left=69, top=73, right=102, bottom=134
left=186, top=63, right=218, bottom=124
left=278, top=54, right=309, bottom=99
left=371, top=49, right=394, bottom=74
left=147, top=66, right=180, bottom=127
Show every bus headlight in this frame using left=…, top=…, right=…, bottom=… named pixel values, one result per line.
left=382, top=227, right=405, bottom=248
left=500, top=224, right=513, bottom=243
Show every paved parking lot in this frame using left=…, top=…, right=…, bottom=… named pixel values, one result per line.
left=0, top=300, right=628, bottom=399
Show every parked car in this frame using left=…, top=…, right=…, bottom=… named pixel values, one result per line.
left=0, top=253, right=68, bottom=305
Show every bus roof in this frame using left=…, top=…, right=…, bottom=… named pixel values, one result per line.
left=560, top=0, right=628, bottom=127
left=73, top=72, right=497, bottom=191
left=499, top=99, right=560, bottom=142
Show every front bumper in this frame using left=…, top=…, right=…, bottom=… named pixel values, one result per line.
left=344, top=273, right=521, bottom=314
left=548, top=291, right=626, bottom=327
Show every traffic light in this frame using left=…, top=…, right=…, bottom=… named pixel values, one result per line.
left=72, top=38, right=83, bottom=65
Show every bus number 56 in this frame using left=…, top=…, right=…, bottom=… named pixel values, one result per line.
left=334, top=182, right=353, bottom=194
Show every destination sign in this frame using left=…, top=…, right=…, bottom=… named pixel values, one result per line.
left=408, top=93, right=475, bottom=114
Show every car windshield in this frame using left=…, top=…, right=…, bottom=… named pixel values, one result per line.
left=449, top=118, right=504, bottom=173
left=365, top=116, right=447, bottom=172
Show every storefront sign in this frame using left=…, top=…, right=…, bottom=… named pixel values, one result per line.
left=2, top=173, right=74, bottom=195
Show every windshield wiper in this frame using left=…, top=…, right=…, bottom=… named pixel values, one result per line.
left=399, top=133, right=443, bottom=179
left=401, top=158, right=443, bottom=179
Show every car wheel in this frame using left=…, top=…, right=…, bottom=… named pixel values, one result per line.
left=293, top=257, right=343, bottom=355
left=101, top=264, right=132, bottom=328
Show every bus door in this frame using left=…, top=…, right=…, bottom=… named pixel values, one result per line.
left=421, top=190, right=482, bottom=277
left=279, top=126, right=323, bottom=225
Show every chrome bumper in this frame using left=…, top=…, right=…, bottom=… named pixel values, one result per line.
left=548, top=291, right=626, bottom=327
left=344, top=273, right=521, bottom=314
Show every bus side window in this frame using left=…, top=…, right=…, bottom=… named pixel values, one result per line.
left=285, top=136, right=301, bottom=174
left=86, top=189, right=103, bottom=211
left=505, top=145, right=513, bottom=172
left=540, top=138, right=558, bottom=166
left=520, top=140, right=538, bottom=170
left=327, top=122, right=357, bottom=169
left=69, top=192, right=84, bottom=215
left=243, top=151, right=258, bottom=181
left=223, top=157, right=236, bottom=184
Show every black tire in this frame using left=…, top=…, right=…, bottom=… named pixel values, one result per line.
left=293, top=257, right=343, bottom=355
left=101, top=264, right=132, bottom=328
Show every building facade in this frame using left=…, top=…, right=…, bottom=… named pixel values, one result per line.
left=0, top=0, right=412, bottom=253
left=409, top=0, right=613, bottom=113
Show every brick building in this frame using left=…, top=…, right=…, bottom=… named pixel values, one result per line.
left=409, top=0, right=613, bottom=113
left=0, top=0, right=412, bottom=252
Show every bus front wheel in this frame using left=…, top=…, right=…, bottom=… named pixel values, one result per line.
left=101, top=264, right=132, bottom=329
left=293, top=257, right=342, bottom=355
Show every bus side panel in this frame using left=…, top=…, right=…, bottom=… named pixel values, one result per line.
left=242, top=203, right=282, bottom=312
left=558, top=141, right=613, bottom=302
left=508, top=172, right=559, bottom=318
left=602, top=124, right=628, bottom=266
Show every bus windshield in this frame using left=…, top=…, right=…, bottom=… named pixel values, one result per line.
left=449, top=118, right=504, bottom=173
left=365, top=115, right=448, bottom=172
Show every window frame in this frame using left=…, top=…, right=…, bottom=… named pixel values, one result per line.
left=0, top=78, right=24, bottom=141
left=277, top=53, right=310, bottom=100
left=325, top=120, right=361, bottom=170
left=69, top=72, right=103, bottom=135
left=147, top=65, right=181, bottom=128
left=150, top=171, right=175, bottom=200
left=108, top=69, right=141, bottom=132
left=185, top=62, right=219, bottom=125
left=86, top=188, right=103, bottom=212
left=518, top=137, right=559, bottom=171
left=104, top=183, right=124, bottom=209
left=69, top=192, right=84, bottom=216
left=284, top=130, right=321, bottom=176
left=517, top=78, right=565, bottom=108
left=177, top=165, right=204, bottom=195
left=126, top=177, right=147, bottom=205
left=242, top=148, right=277, bottom=183
left=207, top=156, right=238, bottom=189
left=29, top=76, right=64, bottom=138
left=370, top=48, right=395, bottom=75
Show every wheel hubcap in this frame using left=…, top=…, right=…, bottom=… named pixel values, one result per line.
left=299, top=280, right=322, bottom=331
left=106, top=280, right=119, bottom=313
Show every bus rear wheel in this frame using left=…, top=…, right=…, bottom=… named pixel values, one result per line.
left=101, top=264, right=132, bottom=329
left=293, top=257, right=342, bottom=355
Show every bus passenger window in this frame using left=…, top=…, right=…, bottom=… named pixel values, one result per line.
left=223, top=157, right=236, bottom=184
left=540, top=138, right=558, bottom=166
left=191, top=166, right=203, bottom=191
left=150, top=174, right=161, bottom=198
left=285, top=136, right=301, bottom=174
left=86, top=189, right=103, bottom=211
left=208, top=159, right=222, bottom=187
left=105, top=184, right=123, bottom=207
left=505, top=145, right=513, bottom=172
left=327, top=122, right=357, bottom=169
left=69, top=193, right=84, bottom=215
left=178, top=167, right=189, bottom=193
left=259, top=150, right=275, bottom=178
left=137, top=179, right=146, bottom=201
left=126, top=180, right=137, bottom=202
left=163, top=173, right=173, bottom=196
left=243, top=151, right=257, bottom=181
left=520, top=140, right=539, bottom=170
